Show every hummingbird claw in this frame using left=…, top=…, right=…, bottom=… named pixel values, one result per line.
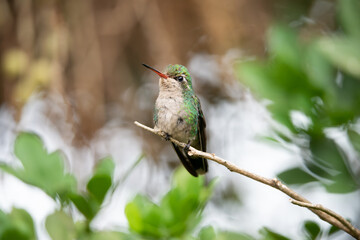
left=164, top=132, right=171, bottom=141
left=184, top=140, right=191, bottom=152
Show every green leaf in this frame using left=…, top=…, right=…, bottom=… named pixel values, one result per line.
left=1, top=229, right=29, bottom=240
left=125, top=194, right=163, bottom=238
left=45, top=210, right=76, bottom=240
left=217, top=231, right=254, bottom=240
left=9, top=208, right=35, bottom=238
left=277, top=167, right=318, bottom=185
left=305, top=44, right=334, bottom=92
left=348, top=129, right=360, bottom=154
left=92, top=156, right=115, bottom=176
left=309, top=135, right=358, bottom=193
left=0, top=208, right=36, bottom=240
left=268, top=25, right=302, bottom=69
left=87, top=157, right=114, bottom=204
left=259, top=227, right=291, bottom=240
left=68, top=157, right=114, bottom=221
left=87, top=174, right=111, bottom=203
left=124, top=195, right=144, bottom=234
left=327, top=224, right=340, bottom=236
left=198, top=226, right=216, bottom=240
left=69, top=193, right=97, bottom=220
left=125, top=168, right=215, bottom=238
left=1, top=132, right=77, bottom=202
left=318, top=37, right=360, bottom=78
left=90, top=231, right=129, bottom=240
left=338, top=0, right=360, bottom=39
left=303, top=221, right=321, bottom=240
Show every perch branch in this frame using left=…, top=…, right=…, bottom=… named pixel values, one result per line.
left=134, top=121, right=360, bottom=239
left=290, top=199, right=356, bottom=235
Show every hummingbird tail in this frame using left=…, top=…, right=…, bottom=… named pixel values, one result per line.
left=171, top=143, right=208, bottom=177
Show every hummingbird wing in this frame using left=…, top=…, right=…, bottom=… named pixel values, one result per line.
left=197, top=100, right=207, bottom=152
left=171, top=97, right=208, bottom=177
left=171, top=143, right=199, bottom=177
left=192, top=99, right=208, bottom=174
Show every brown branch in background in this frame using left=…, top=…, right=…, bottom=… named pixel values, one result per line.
left=134, top=121, right=360, bottom=240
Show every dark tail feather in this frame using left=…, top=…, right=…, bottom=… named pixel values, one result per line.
left=171, top=143, right=208, bottom=177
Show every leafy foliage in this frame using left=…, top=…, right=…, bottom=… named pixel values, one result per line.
left=125, top=168, right=214, bottom=238
left=0, top=132, right=77, bottom=202
left=237, top=0, right=360, bottom=193
left=70, top=157, right=115, bottom=221
left=0, top=132, right=117, bottom=239
left=0, top=131, right=326, bottom=240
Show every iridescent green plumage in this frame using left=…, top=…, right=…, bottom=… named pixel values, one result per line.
left=166, top=64, right=193, bottom=88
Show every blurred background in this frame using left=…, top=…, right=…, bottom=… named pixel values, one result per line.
left=0, top=0, right=359, bottom=239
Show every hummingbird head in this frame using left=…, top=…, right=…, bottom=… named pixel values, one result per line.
left=142, top=63, right=193, bottom=92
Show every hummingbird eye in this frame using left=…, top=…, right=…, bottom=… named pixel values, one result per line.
left=176, top=76, right=184, bottom=82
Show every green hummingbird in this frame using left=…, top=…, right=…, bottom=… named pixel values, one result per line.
left=143, top=63, right=208, bottom=177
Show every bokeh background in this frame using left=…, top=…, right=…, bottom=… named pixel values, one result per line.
left=0, top=0, right=359, bottom=239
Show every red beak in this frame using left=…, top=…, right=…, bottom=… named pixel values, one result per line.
left=142, top=63, right=168, bottom=79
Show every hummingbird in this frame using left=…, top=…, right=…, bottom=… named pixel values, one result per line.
left=142, top=63, right=208, bottom=177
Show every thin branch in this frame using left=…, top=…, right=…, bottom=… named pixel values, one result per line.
left=290, top=199, right=357, bottom=235
left=134, top=121, right=360, bottom=240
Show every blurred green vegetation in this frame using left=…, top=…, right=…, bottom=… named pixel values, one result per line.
left=0, top=132, right=332, bottom=240
left=237, top=0, right=360, bottom=194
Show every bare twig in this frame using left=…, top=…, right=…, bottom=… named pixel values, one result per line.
left=134, top=121, right=360, bottom=239
left=290, top=199, right=357, bottom=235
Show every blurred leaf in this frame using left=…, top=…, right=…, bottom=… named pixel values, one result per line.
left=90, top=231, right=130, bottom=240
left=217, top=231, right=253, bottom=240
left=268, top=25, right=302, bottom=69
left=125, top=194, right=162, bottom=238
left=238, top=25, right=322, bottom=132
left=303, top=221, right=321, bottom=240
left=318, top=37, right=360, bottom=78
left=45, top=211, right=76, bottom=240
left=92, top=156, right=115, bottom=176
left=277, top=167, right=318, bottom=185
left=0, top=163, right=24, bottom=181
left=69, top=193, right=97, bottom=220
left=125, top=168, right=215, bottom=239
left=259, top=227, right=290, bottom=240
left=0, top=132, right=77, bottom=202
left=338, top=0, right=360, bottom=39
left=0, top=208, right=36, bottom=240
left=2, top=229, right=29, bottom=240
left=324, top=74, right=360, bottom=126
left=237, top=61, right=295, bottom=131
left=309, top=135, right=358, bottom=193
left=305, top=44, right=334, bottom=93
left=69, top=157, right=114, bottom=221
left=198, top=226, right=216, bottom=240
left=87, top=157, right=114, bottom=204
left=327, top=224, right=341, bottom=236
left=348, top=129, right=360, bottom=154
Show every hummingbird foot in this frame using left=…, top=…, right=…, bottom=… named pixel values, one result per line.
left=164, top=132, right=171, bottom=141
left=155, top=128, right=171, bottom=141
left=184, top=140, right=191, bottom=153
